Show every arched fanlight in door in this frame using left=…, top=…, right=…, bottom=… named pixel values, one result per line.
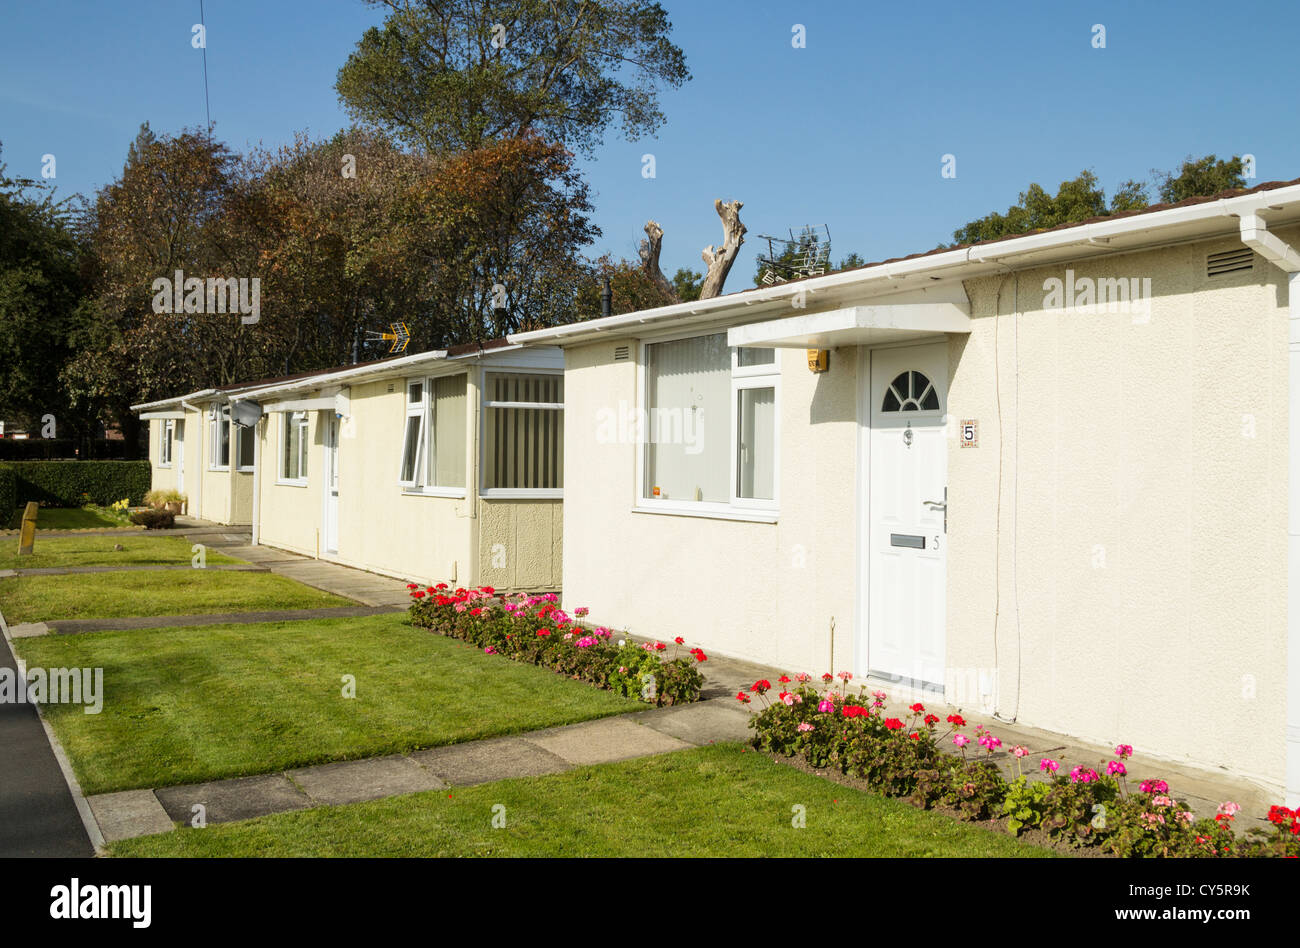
left=881, top=371, right=940, bottom=412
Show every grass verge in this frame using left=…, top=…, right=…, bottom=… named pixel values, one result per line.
left=0, top=535, right=243, bottom=571
left=0, top=569, right=348, bottom=623
left=107, top=744, right=1057, bottom=857
left=15, top=613, right=637, bottom=794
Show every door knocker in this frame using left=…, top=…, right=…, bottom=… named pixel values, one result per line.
left=903, top=423, right=914, bottom=447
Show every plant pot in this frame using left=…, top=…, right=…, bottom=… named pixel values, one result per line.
left=165, top=501, right=182, bottom=515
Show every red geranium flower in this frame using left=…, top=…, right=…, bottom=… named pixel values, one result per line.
left=406, top=583, right=417, bottom=589
left=841, top=705, right=868, bottom=718
left=674, top=636, right=685, bottom=645
left=750, top=680, right=771, bottom=694
left=821, top=673, right=834, bottom=683
left=736, top=691, right=751, bottom=704
left=778, top=675, right=791, bottom=684
left=909, top=702, right=925, bottom=714
left=884, top=718, right=904, bottom=730
left=536, top=629, right=551, bottom=637
left=909, top=732, right=920, bottom=740
left=946, top=714, right=966, bottom=727
left=412, top=591, right=426, bottom=598
left=924, top=714, right=940, bottom=726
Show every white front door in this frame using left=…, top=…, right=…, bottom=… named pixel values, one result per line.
left=323, top=416, right=340, bottom=554
left=866, top=342, right=948, bottom=691
left=174, top=420, right=185, bottom=494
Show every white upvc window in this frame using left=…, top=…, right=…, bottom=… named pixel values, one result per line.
left=236, top=421, right=256, bottom=472
left=159, top=419, right=174, bottom=466
left=209, top=406, right=231, bottom=470
left=481, top=371, right=563, bottom=498
left=280, top=411, right=309, bottom=484
left=639, top=332, right=779, bottom=520
left=398, top=374, right=468, bottom=495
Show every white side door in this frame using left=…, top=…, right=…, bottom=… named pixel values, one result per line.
left=174, top=419, right=185, bottom=494
left=323, top=416, right=340, bottom=554
left=866, top=342, right=948, bottom=690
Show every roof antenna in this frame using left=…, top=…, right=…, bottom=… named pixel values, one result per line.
left=199, top=0, right=212, bottom=137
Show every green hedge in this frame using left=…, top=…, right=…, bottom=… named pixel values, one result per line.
left=1, top=461, right=152, bottom=508
left=0, top=466, right=15, bottom=523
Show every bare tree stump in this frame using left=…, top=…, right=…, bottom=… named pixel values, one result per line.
left=699, top=199, right=746, bottom=299
left=638, top=220, right=678, bottom=300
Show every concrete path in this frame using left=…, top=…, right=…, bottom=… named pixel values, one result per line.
left=88, top=698, right=753, bottom=842
left=0, top=629, right=95, bottom=856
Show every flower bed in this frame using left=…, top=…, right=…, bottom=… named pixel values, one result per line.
left=748, top=674, right=1299, bottom=858
left=407, top=585, right=705, bottom=706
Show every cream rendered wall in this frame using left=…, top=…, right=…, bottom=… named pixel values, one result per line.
left=256, top=409, right=325, bottom=557
left=946, top=232, right=1292, bottom=793
left=331, top=377, right=472, bottom=585
left=560, top=339, right=859, bottom=672
left=229, top=471, right=254, bottom=524
left=148, top=420, right=181, bottom=493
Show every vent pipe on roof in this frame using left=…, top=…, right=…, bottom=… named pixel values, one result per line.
left=601, top=275, right=612, bottom=318
left=1239, top=211, right=1300, bottom=807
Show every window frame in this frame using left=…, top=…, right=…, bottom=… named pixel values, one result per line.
left=278, top=411, right=310, bottom=486
left=398, top=372, right=469, bottom=498
left=208, top=405, right=231, bottom=471
left=159, top=419, right=174, bottom=467
left=479, top=369, right=564, bottom=500
left=635, top=330, right=780, bottom=522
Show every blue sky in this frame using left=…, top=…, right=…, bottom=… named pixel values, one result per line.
left=2, top=0, right=1298, bottom=284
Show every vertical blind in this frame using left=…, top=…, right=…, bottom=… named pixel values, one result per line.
left=644, top=333, right=730, bottom=502
left=484, top=373, right=563, bottom=490
left=431, top=374, right=466, bottom=487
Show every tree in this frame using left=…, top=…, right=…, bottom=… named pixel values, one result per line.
left=336, top=0, right=690, bottom=157
left=948, top=170, right=1145, bottom=247
left=0, top=143, right=87, bottom=439
left=949, top=154, right=1251, bottom=248
left=1154, top=154, right=1246, bottom=205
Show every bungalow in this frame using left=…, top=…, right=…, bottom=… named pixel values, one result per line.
left=135, top=340, right=565, bottom=590
left=510, top=178, right=1300, bottom=806
left=132, top=382, right=267, bottom=523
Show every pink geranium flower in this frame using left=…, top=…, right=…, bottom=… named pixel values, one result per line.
left=1040, top=758, right=1060, bottom=774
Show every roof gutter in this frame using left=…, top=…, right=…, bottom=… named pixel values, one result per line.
left=1239, top=211, right=1300, bottom=807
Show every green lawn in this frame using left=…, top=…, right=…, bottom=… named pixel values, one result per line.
left=0, top=570, right=349, bottom=623
left=0, top=535, right=244, bottom=571
left=15, top=613, right=638, bottom=795
left=108, top=744, right=1056, bottom=858
left=19, top=507, right=133, bottom=530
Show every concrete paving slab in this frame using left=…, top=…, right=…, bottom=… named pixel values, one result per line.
left=9, top=622, right=49, bottom=638
left=410, top=737, right=571, bottom=786
left=154, top=773, right=312, bottom=825
left=523, top=716, right=692, bottom=766
left=87, top=789, right=175, bottom=842
left=631, top=699, right=754, bottom=746
left=288, top=755, right=445, bottom=805
left=0, top=570, right=14, bottom=578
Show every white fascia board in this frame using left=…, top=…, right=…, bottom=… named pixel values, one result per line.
left=130, top=389, right=218, bottom=412
left=510, top=184, right=1300, bottom=348
left=138, top=410, right=187, bottom=420
left=728, top=302, right=972, bottom=350
left=236, top=350, right=451, bottom=402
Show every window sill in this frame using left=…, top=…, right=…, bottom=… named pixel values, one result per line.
left=632, top=503, right=777, bottom=524
left=401, top=487, right=466, bottom=499
left=275, top=479, right=309, bottom=488
left=236, top=466, right=255, bottom=473
left=208, top=466, right=231, bottom=472
left=480, top=489, right=563, bottom=500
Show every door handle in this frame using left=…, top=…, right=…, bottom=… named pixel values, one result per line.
left=923, top=488, right=948, bottom=533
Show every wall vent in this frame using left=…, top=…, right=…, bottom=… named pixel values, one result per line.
left=1206, top=247, right=1254, bottom=277
left=613, top=345, right=630, bottom=362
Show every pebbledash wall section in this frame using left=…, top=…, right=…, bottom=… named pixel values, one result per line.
left=560, top=228, right=1294, bottom=795
left=254, top=365, right=562, bottom=591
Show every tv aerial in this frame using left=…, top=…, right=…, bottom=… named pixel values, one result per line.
left=365, top=321, right=410, bottom=354
left=755, top=225, right=832, bottom=285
